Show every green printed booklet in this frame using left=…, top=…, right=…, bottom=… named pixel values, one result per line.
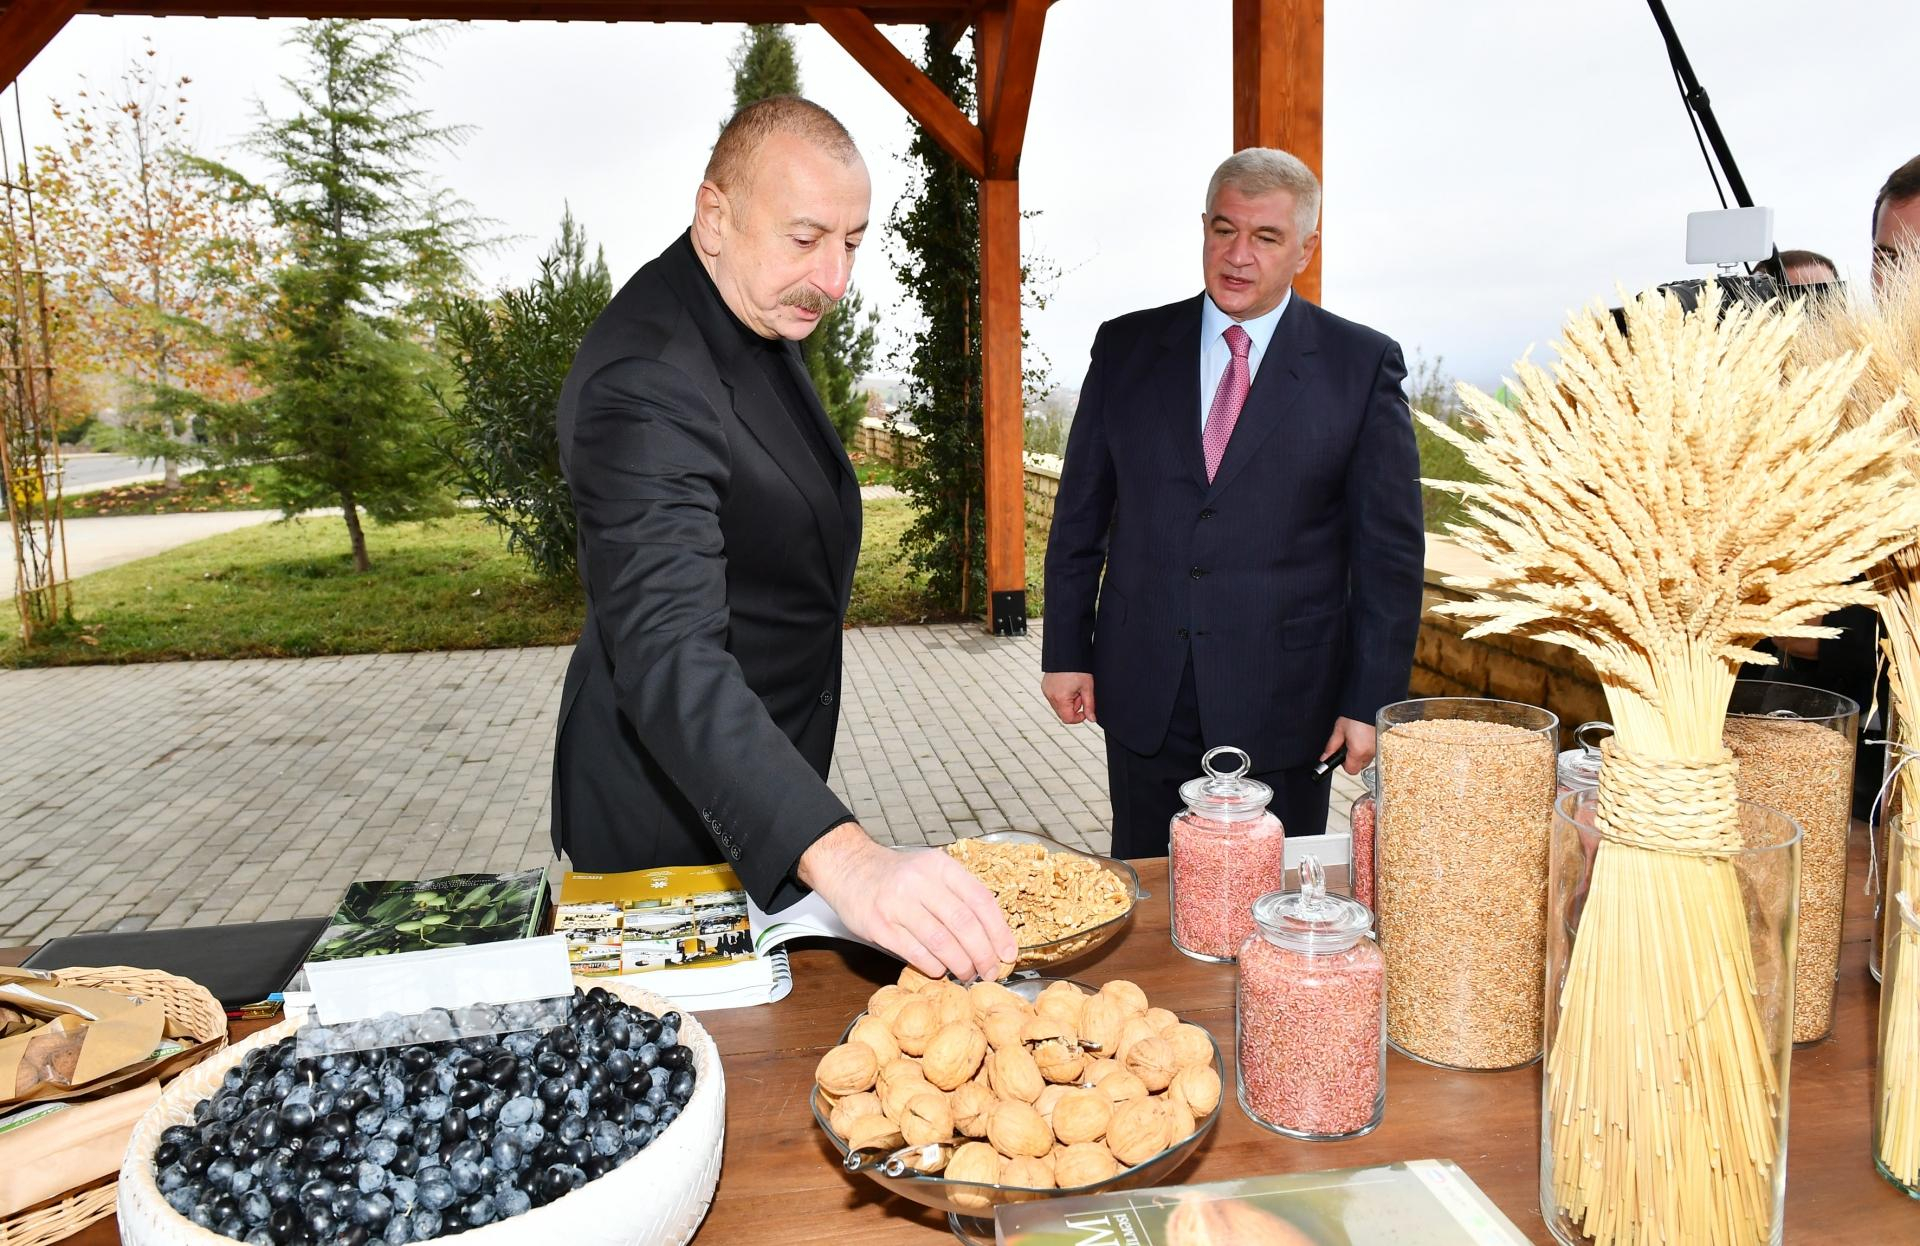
left=994, top=1159, right=1530, bottom=1245
left=307, top=869, right=549, bottom=962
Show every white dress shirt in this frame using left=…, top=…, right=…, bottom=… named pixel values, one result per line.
left=1199, top=288, right=1291, bottom=431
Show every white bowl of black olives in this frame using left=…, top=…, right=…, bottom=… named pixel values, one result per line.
left=118, top=980, right=725, bottom=1246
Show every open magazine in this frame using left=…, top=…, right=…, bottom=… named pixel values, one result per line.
left=557, top=865, right=877, bottom=1011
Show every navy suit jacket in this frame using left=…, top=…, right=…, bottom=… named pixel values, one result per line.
left=1041, top=293, right=1425, bottom=770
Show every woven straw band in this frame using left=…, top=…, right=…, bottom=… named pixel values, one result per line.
left=1594, top=739, right=1741, bottom=855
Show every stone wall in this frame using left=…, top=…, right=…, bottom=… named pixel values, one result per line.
left=1412, top=575, right=1608, bottom=745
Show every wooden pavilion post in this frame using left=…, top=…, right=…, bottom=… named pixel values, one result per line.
left=1232, top=0, right=1323, bottom=304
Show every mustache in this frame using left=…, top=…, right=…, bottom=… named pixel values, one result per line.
left=779, top=286, right=838, bottom=315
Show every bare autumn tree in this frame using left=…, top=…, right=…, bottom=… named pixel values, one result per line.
left=33, top=40, right=269, bottom=488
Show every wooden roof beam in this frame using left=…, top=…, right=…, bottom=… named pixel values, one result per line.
left=808, top=4, right=983, bottom=179
left=0, top=0, right=82, bottom=94
left=980, top=0, right=1041, bottom=177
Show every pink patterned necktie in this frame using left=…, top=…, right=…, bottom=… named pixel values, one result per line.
left=1202, top=324, right=1252, bottom=482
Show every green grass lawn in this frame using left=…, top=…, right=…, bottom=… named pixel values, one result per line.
left=61, top=466, right=278, bottom=519
left=3, top=512, right=583, bottom=667
left=3, top=497, right=1049, bottom=667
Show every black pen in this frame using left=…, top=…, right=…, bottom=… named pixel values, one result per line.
left=1313, top=745, right=1347, bottom=777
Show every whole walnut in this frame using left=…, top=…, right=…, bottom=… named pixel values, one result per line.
left=828, top=1091, right=884, bottom=1139
left=815, top=1042, right=880, bottom=1096
left=1098, top=1070, right=1150, bottom=1104
left=843, top=1113, right=903, bottom=1151
left=1083, top=1058, right=1122, bottom=1087
left=1161, top=1092, right=1197, bottom=1142
left=987, top=1045, right=1046, bottom=1103
left=901, top=1090, right=955, bottom=1146
left=867, top=985, right=912, bottom=1025
left=1165, top=1022, right=1215, bottom=1070
left=986, top=1099, right=1054, bottom=1158
left=945, top=1141, right=1003, bottom=1210
left=849, top=1015, right=901, bottom=1066
left=1036, top=981, right=1089, bottom=1028
left=1163, top=1193, right=1317, bottom=1246
left=1033, top=1083, right=1070, bottom=1122
left=1053, top=1142, right=1121, bottom=1188
left=1051, top=1087, right=1112, bottom=1146
left=876, top=1055, right=925, bottom=1089
left=927, top=980, right=974, bottom=1027
left=1113, top=1017, right=1159, bottom=1063
left=923, top=1021, right=990, bottom=1090
left=881, top=1073, right=939, bottom=1120
left=949, top=1081, right=997, bottom=1138
left=1107, top=1096, right=1173, bottom=1166
left=1002, top=1155, right=1056, bottom=1190
left=1079, top=995, right=1126, bottom=1055
left=1170, top=1064, right=1223, bottom=1116
left=982, top=1007, right=1031, bottom=1052
left=1124, top=1036, right=1177, bottom=1092
left=1144, top=1006, right=1180, bottom=1034
left=969, top=979, right=1028, bottom=1018
left=1099, top=979, right=1150, bottom=1016
left=898, top=965, right=941, bottom=993
left=892, top=999, right=939, bottom=1056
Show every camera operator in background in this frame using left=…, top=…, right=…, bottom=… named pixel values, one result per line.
left=1773, top=156, right=1920, bottom=817
left=1780, top=248, right=1839, bottom=285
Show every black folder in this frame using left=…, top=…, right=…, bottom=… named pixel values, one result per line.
left=22, top=917, right=330, bottom=1009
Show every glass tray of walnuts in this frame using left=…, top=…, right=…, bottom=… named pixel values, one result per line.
left=810, top=972, right=1223, bottom=1245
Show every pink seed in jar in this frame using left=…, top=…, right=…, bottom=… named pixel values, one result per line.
left=1237, top=935, right=1383, bottom=1136
left=1350, top=798, right=1376, bottom=910
left=1171, top=813, right=1285, bottom=959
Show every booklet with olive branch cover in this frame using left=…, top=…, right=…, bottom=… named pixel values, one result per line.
left=306, top=869, right=550, bottom=963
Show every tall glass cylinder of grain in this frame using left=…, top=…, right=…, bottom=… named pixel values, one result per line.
left=1544, top=789, right=1801, bottom=1246
left=1877, top=819, right=1920, bottom=1196
left=1877, top=696, right=1909, bottom=984
left=1373, top=697, right=1558, bottom=1070
left=1725, top=681, right=1858, bottom=1043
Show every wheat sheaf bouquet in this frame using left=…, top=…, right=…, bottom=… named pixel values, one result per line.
left=1422, top=282, right=1920, bottom=1246
left=1788, top=253, right=1920, bottom=1194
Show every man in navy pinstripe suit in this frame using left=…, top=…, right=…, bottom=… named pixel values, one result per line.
left=1040, top=148, right=1426, bottom=859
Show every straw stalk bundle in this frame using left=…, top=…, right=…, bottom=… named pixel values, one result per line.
left=1788, top=253, right=1920, bottom=1190
left=1423, top=282, right=1920, bottom=1246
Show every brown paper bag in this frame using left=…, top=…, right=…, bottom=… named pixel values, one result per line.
left=0, top=975, right=165, bottom=1105
left=0, top=1081, right=161, bottom=1216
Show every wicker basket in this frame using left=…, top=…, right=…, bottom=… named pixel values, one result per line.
left=0, top=966, right=227, bottom=1246
left=119, top=977, right=725, bottom=1246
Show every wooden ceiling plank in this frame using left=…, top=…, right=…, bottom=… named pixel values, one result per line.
left=0, top=0, right=83, bottom=93
left=807, top=3, right=983, bottom=179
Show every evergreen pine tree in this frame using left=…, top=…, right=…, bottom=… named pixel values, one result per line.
left=727, top=22, right=879, bottom=444
left=196, top=20, right=475, bottom=572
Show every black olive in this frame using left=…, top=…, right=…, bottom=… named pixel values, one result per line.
left=533, top=1140, right=568, bottom=1168
left=566, top=1138, right=592, bottom=1166
left=323, top=1113, right=354, bottom=1140
left=210, top=1193, right=240, bottom=1223
left=269, top=1205, right=301, bottom=1242
left=669, top=1069, right=696, bottom=1102
left=604, top=1051, right=635, bottom=1084
left=409, top=1071, right=439, bottom=1101
left=305, top=1203, right=335, bottom=1238
left=455, top=1056, right=485, bottom=1081
left=391, top=1145, right=419, bottom=1177
left=324, top=1157, right=356, bottom=1183
left=183, top=1146, right=216, bottom=1175
left=660, top=1045, right=692, bottom=1072
left=534, top=1051, right=566, bottom=1079
left=279, top=1103, right=314, bottom=1135
left=540, top=1103, right=564, bottom=1131
left=470, top=1117, right=495, bottom=1145
left=639, top=1018, right=663, bottom=1045
left=156, top=1141, right=181, bottom=1168
left=440, top=1108, right=468, bottom=1144
left=339, top=1225, right=370, bottom=1246
left=484, top=1054, right=518, bottom=1087
left=537, top=1077, right=568, bottom=1106
left=584, top=1155, right=614, bottom=1180
left=335, top=1087, right=368, bottom=1115
left=538, top=1165, right=573, bottom=1202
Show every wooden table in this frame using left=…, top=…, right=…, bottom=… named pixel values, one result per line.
left=35, top=842, right=1920, bottom=1244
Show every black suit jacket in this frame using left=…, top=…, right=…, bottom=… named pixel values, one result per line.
left=551, top=232, right=862, bottom=911
left=1041, top=294, right=1425, bottom=770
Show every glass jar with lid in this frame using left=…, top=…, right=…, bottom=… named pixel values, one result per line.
left=1168, top=746, right=1286, bottom=962
left=1348, top=764, right=1377, bottom=911
left=1236, top=858, right=1385, bottom=1139
left=1557, top=721, right=1610, bottom=797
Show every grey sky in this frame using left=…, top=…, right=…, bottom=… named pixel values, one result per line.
left=11, top=1, right=1917, bottom=399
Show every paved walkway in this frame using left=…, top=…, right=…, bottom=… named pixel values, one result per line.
left=0, top=626, right=1359, bottom=945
